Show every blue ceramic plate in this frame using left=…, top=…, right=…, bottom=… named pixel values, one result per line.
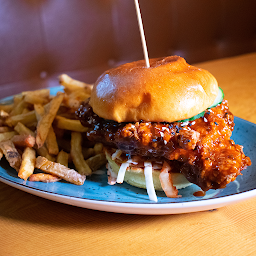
left=0, top=87, right=255, bottom=214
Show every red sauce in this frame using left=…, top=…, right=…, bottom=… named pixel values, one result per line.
left=193, top=190, right=206, bottom=197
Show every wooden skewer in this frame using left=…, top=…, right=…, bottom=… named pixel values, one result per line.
left=134, top=0, right=150, bottom=68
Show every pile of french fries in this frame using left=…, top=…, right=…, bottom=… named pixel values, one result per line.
left=0, top=74, right=106, bottom=185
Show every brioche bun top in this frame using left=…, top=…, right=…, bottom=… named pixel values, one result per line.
left=89, top=56, right=218, bottom=123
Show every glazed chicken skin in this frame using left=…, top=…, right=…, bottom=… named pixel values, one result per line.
left=76, top=99, right=251, bottom=191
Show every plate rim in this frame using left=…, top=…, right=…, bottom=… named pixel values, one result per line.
left=1, top=171, right=256, bottom=215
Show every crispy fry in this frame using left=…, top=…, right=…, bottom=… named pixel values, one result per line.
left=34, top=104, right=59, bottom=154
left=35, top=156, right=85, bottom=185
left=14, top=122, right=35, bottom=136
left=18, top=147, right=36, bottom=180
left=0, top=149, right=3, bottom=160
left=0, top=126, right=10, bottom=133
left=13, top=94, right=23, bottom=105
left=29, top=173, right=61, bottom=183
left=46, top=126, right=59, bottom=155
left=36, top=93, right=64, bottom=148
left=70, top=132, right=92, bottom=175
left=0, top=103, right=14, bottom=113
left=0, top=110, right=9, bottom=118
left=63, top=90, right=90, bottom=112
left=0, top=131, right=17, bottom=142
left=23, top=89, right=50, bottom=105
left=34, top=103, right=45, bottom=121
left=22, top=108, right=30, bottom=114
left=54, top=115, right=88, bottom=132
left=36, top=145, right=55, bottom=162
left=0, top=140, right=21, bottom=171
left=59, top=74, right=93, bottom=94
left=12, top=134, right=35, bottom=148
left=82, top=147, right=95, bottom=159
left=56, top=150, right=69, bottom=167
left=85, top=153, right=107, bottom=172
left=5, top=110, right=37, bottom=127
left=94, top=143, right=103, bottom=155
left=10, top=99, right=27, bottom=116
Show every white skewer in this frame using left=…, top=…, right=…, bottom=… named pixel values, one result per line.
left=134, top=0, right=150, bottom=68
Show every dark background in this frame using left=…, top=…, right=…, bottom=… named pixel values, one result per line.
left=0, top=0, right=255, bottom=94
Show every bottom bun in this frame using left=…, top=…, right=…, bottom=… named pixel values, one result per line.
left=106, top=151, right=192, bottom=191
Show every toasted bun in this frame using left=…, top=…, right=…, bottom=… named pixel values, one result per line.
left=106, top=151, right=192, bottom=191
left=90, top=56, right=218, bottom=123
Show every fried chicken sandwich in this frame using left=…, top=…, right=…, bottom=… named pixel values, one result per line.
left=76, top=56, right=251, bottom=201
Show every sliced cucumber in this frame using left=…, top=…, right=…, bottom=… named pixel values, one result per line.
left=179, top=87, right=224, bottom=123
left=208, top=87, right=224, bottom=108
left=179, top=111, right=205, bottom=123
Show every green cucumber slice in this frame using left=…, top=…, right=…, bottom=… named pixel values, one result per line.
left=179, top=111, right=205, bottom=123
left=208, top=87, right=224, bottom=108
left=179, top=87, right=224, bottom=123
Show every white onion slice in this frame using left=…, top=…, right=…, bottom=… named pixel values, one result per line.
left=144, top=162, right=158, bottom=202
left=106, top=164, right=117, bottom=185
left=159, top=161, right=180, bottom=198
left=111, top=149, right=122, bottom=160
left=116, top=162, right=129, bottom=183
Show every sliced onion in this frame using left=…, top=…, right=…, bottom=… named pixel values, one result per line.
left=159, top=161, right=180, bottom=198
left=106, top=164, right=117, bottom=185
left=144, top=162, right=158, bottom=202
left=111, top=149, right=122, bottom=160
left=116, top=162, right=129, bottom=183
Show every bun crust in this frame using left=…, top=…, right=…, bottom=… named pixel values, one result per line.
left=90, top=56, right=218, bottom=123
left=106, top=151, right=192, bottom=190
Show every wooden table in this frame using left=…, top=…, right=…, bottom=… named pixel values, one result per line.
left=1, top=53, right=256, bottom=256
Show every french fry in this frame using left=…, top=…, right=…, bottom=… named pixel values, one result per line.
left=22, top=108, right=30, bottom=114
left=0, top=140, right=21, bottom=171
left=23, top=89, right=50, bottom=105
left=94, top=143, right=103, bottom=155
left=54, top=116, right=88, bottom=132
left=36, top=93, right=64, bottom=148
left=12, top=134, right=35, bottom=148
left=14, top=122, right=35, bottom=136
left=36, top=146, right=55, bottom=162
left=85, top=153, right=107, bottom=172
left=18, top=147, right=36, bottom=180
left=5, top=110, right=37, bottom=127
left=34, top=103, right=59, bottom=155
left=13, top=94, right=23, bottom=105
left=82, top=147, right=95, bottom=159
left=56, top=150, right=69, bottom=167
left=70, top=132, right=92, bottom=176
left=0, top=126, right=10, bottom=133
left=59, top=74, right=93, bottom=94
left=63, top=90, right=90, bottom=111
left=0, top=110, right=9, bottom=118
left=0, top=149, right=3, bottom=160
left=35, top=156, right=85, bottom=185
left=0, top=103, right=14, bottom=113
left=45, top=126, right=59, bottom=155
left=29, top=173, right=61, bottom=183
left=0, top=131, right=17, bottom=142
left=34, top=103, right=45, bottom=121
left=9, top=99, right=27, bottom=116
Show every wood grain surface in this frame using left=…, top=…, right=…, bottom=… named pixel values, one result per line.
left=1, top=53, right=256, bottom=256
